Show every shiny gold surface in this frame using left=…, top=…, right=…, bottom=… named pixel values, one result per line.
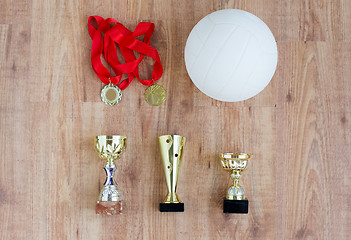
left=105, top=88, right=117, bottom=101
left=158, top=135, right=185, bottom=203
left=219, top=153, right=252, bottom=200
left=145, top=84, right=167, bottom=106
left=101, top=83, right=122, bottom=105
left=94, top=135, right=127, bottom=203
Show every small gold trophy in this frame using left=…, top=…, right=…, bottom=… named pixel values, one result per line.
left=94, top=135, right=127, bottom=215
left=219, top=153, right=251, bottom=214
left=158, top=135, right=186, bottom=212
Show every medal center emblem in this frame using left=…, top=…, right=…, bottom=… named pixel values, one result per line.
left=106, top=89, right=117, bottom=101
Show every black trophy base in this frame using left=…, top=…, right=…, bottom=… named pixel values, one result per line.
left=159, top=203, right=184, bottom=212
left=223, top=199, right=249, bottom=214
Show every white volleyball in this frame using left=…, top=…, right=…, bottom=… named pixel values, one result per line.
left=184, top=9, right=278, bottom=102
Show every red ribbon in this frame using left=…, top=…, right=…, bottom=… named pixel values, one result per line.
left=88, top=16, right=163, bottom=90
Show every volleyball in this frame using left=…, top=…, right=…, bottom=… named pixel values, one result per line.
left=184, top=9, right=278, bottom=102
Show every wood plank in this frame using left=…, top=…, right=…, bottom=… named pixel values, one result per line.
left=0, top=0, right=32, bottom=24
left=0, top=24, right=32, bottom=239
left=276, top=41, right=351, bottom=238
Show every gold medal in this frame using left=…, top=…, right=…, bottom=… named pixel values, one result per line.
left=144, top=84, right=167, bottom=106
left=101, top=83, right=122, bottom=106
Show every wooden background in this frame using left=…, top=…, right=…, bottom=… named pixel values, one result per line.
left=0, top=0, right=350, bottom=239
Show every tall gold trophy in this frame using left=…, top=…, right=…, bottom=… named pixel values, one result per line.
left=158, top=135, right=186, bottom=212
left=94, top=135, right=127, bottom=215
left=219, top=153, right=251, bottom=214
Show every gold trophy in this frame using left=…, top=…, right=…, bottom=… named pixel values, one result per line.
left=94, top=135, right=127, bottom=215
left=219, top=153, right=251, bottom=214
left=158, top=135, right=186, bottom=212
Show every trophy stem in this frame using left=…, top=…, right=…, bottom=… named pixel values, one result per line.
left=231, top=170, right=241, bottom=188
left=103, top=158, right=117, bottom=187
left=99, top=158, right=121, bottom=202
left=164, top=192, right=180, bottom=203
left=96, top=158, right=123, bottom=215
left=226, top=170, right=245, bottom=200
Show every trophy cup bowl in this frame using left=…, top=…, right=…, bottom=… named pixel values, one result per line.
left=94, top=135, right=127, bottom=215
left=158, top=135, right=186, bottom=212
left=219, top=153, right=251, bottom=214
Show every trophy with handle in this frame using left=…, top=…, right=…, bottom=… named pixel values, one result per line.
left=94, top=135, right=127, bottom=215
left=219, top=153, right=251, bottom=214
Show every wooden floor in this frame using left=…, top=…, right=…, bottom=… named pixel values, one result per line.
left=1, top=0, right=350, bottom=239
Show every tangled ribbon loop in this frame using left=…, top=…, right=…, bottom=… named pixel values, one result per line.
left=88, top=16, right=163, bottom=90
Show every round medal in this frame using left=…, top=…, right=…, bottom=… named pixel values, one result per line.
left=144, top=84, right=167, bottom=106
left=101, top=83, right=122, bottom=106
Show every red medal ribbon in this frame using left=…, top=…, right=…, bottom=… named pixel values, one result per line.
left=88, top=16, right=163, bottom=90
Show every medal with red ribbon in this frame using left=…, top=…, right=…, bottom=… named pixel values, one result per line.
left=88, top=16, right=166, bottom=106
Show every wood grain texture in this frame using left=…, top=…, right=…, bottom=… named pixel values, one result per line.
left=0, top=0, right=350, bottom=239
